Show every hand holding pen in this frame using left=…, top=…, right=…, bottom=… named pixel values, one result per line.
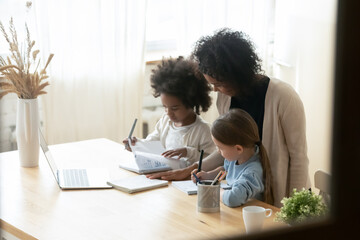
left=192, top=172, right=202, bottom=184
left=124, top=118, right=137, bottom=151
left=191, top=150, right=204, bottom=184
left=197, top=149, right=204, bottom=172
left=123, top=137, right=138, bottom=151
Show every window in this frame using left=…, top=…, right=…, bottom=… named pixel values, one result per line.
left=145, top=0, right=275, bottom=67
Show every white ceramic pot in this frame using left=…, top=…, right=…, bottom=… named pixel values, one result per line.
left=16, top=98, right=40, bottom=167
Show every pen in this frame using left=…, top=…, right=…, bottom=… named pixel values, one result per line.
left=192, top=172, right=202, bottom=184
left=126, top=118, right=137, bottom=150
left=197, top=149, right=204, bottom=172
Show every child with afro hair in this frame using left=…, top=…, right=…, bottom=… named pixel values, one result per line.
left=124, top=56, right=215, bottom=167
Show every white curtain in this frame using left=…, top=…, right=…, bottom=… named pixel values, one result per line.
left=33, top=0, right=147, bottom=144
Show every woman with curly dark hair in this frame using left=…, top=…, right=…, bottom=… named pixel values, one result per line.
left=124, top=56, right=215, bottom=167
left=148, top=29, right=310, bottom=208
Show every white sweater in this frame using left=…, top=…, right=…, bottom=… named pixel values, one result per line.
left=202, top=78, right=311, bottom=207
left=144, top=114, right=216, bottom=166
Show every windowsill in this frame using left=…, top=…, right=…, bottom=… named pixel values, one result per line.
left=146, top=60, right=162, bottom=65
left=144, top=49, right=184, bottom=63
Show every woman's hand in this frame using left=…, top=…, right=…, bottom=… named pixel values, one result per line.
left=161, top=148, right=187, bottom=159
left=146, top=163, right=197, bottom=180
left=122, top=137, right=138, bottom=151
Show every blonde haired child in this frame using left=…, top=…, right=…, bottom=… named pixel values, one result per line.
left=192, top=108, right=274, bottom=207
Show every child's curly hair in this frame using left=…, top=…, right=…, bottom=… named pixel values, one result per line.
left=191, top=28, right=263, bottom=97
left=150, top=56, right=212, bottom=115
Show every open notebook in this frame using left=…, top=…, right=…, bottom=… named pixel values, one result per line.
left=119, top=141, right=187, bottom=174
left=107, top=175, right=168, bottom=193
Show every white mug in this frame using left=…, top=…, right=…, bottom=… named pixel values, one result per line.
left=242, top=206, right=272, bottom=233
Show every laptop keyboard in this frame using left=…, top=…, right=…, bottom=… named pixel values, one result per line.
left=63, top=169, right=90, bottom=187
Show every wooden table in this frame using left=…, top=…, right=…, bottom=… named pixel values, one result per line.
left=0, top=138, right=285, bottom=240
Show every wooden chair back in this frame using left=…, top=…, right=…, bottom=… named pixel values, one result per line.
left=314, top=170, right=331, bottom=207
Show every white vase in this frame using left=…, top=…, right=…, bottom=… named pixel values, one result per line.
left=16, top=98, right=40, bottom=167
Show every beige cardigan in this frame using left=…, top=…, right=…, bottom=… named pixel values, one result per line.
left=202, top=78, right=311, bottom=207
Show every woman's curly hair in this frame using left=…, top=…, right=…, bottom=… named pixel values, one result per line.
left=150, top=56, right=212, bottom=115
left=191, top=28, right=263, bottom=97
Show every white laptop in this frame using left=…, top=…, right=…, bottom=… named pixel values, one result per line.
left=39, top=130, right=112, bottom=189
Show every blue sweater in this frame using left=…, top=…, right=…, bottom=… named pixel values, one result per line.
left=222, top=146, right=264, bottom=207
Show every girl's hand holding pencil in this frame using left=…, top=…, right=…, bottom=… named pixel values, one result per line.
left=191, top=168, right=227, bottom=184
left=122, top=137, right=138, bottom=152
left=191, top=150, right=206, bottom=183
left=123, top=118, right=138, bottom=151
left=190, top=169, right=210, bottom=183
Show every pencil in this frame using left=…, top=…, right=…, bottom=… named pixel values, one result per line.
left=126, top=118, right=137, bottom=150
left=218, top=171, right=227, bottom=181
left=197, top=150, right=204, bottom=172
left=128, top=118, right=138, bottom=139
left=211, top=170, right=223, bottom=185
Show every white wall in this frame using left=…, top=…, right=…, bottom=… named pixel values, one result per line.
left=141, top=62, right=164, bottom=138
left=273, top=0, right=337, bottom=188
left=0, top=94, right=18, bottom=152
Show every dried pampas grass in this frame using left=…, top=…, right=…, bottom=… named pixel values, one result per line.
left=0, top=18, right=54, bottom=99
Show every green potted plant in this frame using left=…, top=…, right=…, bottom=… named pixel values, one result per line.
left=275, top=188, right=328, bottom=225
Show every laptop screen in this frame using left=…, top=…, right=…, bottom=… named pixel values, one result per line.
left=39, top=129, right=59, bottom=183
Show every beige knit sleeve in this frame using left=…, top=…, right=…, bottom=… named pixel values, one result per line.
left=279, top=86, right=311, bottom=192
